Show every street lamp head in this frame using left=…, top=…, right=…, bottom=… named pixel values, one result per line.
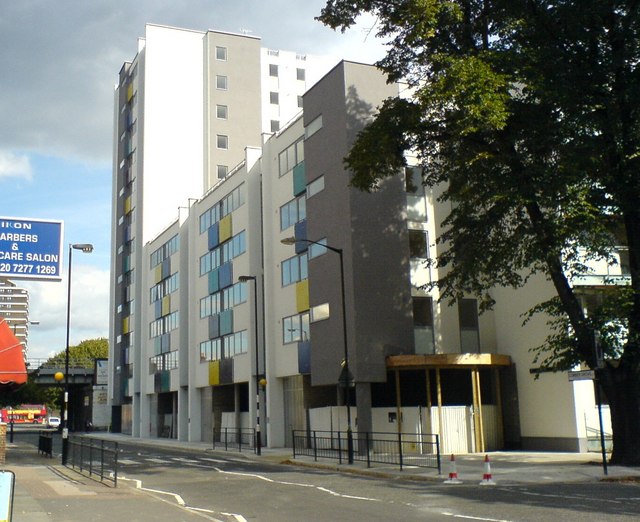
left=238, top=275, right=256, bottom=282
left=71, top=243, right=94, bottom=253
left=280, top=237, right=297, bottom=246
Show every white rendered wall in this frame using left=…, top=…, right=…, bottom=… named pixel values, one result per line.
left=493, top=275, right=585, bottom=443
left=141, top=24, right=204, bottom=243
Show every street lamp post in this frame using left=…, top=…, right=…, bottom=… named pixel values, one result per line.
left=238, top=275, right=261, bottom=455
left=61, top=243, right=93, bottom=465
left=281, top=236, right=354, bottom=464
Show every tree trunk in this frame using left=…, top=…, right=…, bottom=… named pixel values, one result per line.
left=599, top=365, right=640, bottom=466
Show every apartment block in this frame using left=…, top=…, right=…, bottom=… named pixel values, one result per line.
left=110, top=25, right=613, bottom=453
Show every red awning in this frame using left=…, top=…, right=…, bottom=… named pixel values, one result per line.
left=0, top=317, right=27, bottom=385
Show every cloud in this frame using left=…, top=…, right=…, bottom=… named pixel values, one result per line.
left=0, top=1, right=385, bottom=166
left=21, top=264, right=110, bottom=360
left=0, top=151, right=32, bottom=180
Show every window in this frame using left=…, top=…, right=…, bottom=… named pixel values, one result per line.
left=200, top=331, right=248, bottom=361
left=305, top=115, right=322, bottom=139
left=297, top=95, right=303, bottom=108
left=270, top=120, right=280, bottom=133
left=269, top=64, right=278, bottom=77
left=310, top=303, right=330, bottom=322
left=270, top=91, right=279, bottom=105
left=405, top=167, right=424, bottom=194
left=217, top=135, right=228, bottom=149
left=216, top=46, right=227, bottom=61
left=296, top=68, right=305, bottom=81
left=199, top=231, right=246, bottom=276
left=199, top=184, right=246, bottom=233
left=217, top=165, right=228, bottom=179
left=307, top=176, right=324, bottom=198
left=281, top=253, right=308, bottom=286
left=308, top=238, right=327, bottom=259
left=413, top=297, right=435, bottom=354
left=459, top=298, right=480, bottom=353
left=216, top=75, right=227, bottom=90
left=406, top=166, right=427, bottom=221
left=150, top=235, right=179, bottom=268
left=216, top=105, right=228, bottom=119
left=278, top=137, right=305, bottom=176
left=409, top=230, right=428, bottom=258
left=280, top=195, right=306, bottom=230
left=200, top=281, right=247, bottom=318
left=283, top=312, right=310, bottom=343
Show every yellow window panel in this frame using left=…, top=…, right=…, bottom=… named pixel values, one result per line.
left=296, top=280, right=309, bottom=313
left=154, top=265, right=163, bottom=284
left=209, top=360, right=220, bottom=386
left=124, top=196, right=132, bottom=214
left=122, top=316, right=130, bottom=334
left=127, top=83, right=133, bottom=101
left=162, top=295, right=171, bottom=316
left=219, top=214, right=232, bottom=243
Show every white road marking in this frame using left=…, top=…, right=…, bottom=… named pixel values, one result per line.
left=212, top=467, right=381, bottom=502
left=172, top=457, right=201, bottom=463
left=119, top=475, right=245, bottom=521
left=118, top=458, right=139, bottom=465
left=441, top=513, right=513, bottom=522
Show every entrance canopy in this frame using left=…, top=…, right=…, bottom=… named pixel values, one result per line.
left=386, top=353, right=512, bottom=453
left=387, top=353, right=512, bottom=370
left=0, top=317, right=27, bottom=386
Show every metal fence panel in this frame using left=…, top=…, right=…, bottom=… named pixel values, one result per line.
left=292, top=430, right=440, bottom=472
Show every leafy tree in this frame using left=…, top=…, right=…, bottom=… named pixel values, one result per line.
left=46, top=338, right=109, bottom=369
left=319, top=1, right=640, bottom=464
left=40, top=338, right=109, bottom=412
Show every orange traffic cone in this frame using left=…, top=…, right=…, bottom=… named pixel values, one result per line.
left=479, top=454, right=496, bottom=485
left=444, top=454, right=463, bottom=484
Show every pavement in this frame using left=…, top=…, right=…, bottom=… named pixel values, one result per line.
left=4, top=433, right=640, bottom=521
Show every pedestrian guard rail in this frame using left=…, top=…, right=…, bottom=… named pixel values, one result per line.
left=213, top=427, right=258, bottom=453
left=66, top=435, right=119, bottom=487
left=292, top=430, right=441, bottom=472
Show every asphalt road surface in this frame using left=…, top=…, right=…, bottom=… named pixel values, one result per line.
left=110, top=441, right=640, bottom=522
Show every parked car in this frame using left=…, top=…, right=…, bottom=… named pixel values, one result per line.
left=47, top=416, right=61, bottom=428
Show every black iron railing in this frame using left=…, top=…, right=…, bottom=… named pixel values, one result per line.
left=292, top=430, right=441, bottom=472
left=213, top=427, right=257, bottom=453
left=67, top=436, right=119, bottom=487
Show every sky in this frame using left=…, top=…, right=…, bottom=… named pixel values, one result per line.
left=0, top=1, right=386, bottom=360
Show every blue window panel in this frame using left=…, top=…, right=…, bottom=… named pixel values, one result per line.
left=161, top=333, right=170, bottom=353
left=298, top=340, right=311, bottom=374
left=208, top=268, right=220, bottom=294
left=220, top=358, right=234, bottom=384
left=154, top=371, right=170, bottom=393
left=294, top=220, right=307, bottom=254
left=209, top=315, right=220, bottom=339
left=162, top=258, right=171, bottom=279
left=154, top=337, right=162, bottom=356
left=155, top=300, right=162, bottom=320
left=218, top=262, right=233, bottom=289
left=292, top=161, right=306, bottom=196
left=208, top=223, right=220, bottom=250
left=219, top=309, right=233, bottom=336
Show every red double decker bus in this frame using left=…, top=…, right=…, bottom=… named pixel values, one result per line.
left=0, top=404, right=47, bottom=424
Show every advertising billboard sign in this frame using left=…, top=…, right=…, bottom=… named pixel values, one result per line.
left=0, top=216, right=64, bottom=281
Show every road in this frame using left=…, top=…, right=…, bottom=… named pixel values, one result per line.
left=109, top=441, right=640, bottom=522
